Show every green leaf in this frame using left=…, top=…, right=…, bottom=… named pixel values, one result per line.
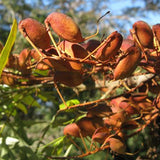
left=22, top=95, right=40, bottom=107
left=59, top=99, right=80, bottom=110
left=16, top=103, right=28, bottom=114
left=41, top=136, right=65, bottom=149
left=0, top=19, right=17, bottom=77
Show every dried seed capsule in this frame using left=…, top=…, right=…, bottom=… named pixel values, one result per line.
left=18, top=18, right=51, bottom=49
left=45, top=12, right=84, bottom=42
left=110, top=97, right=138, bottom=115
left=114, top=46, right=141, bottom=80
left=152, top=24, right=160, bottom=44
left=82, top=39, right=101, bottom=52
left=18, top=48, right=31, bottom=68
left=121, top=39, right=134, bottom=52
left=76, top=117, right=104, bottom=137
left=54, top=71, right=83, bottom=87
left=1, top=75, right=15, bottom=86
left=30, top=48, right=72, bottom=72
left=109, top=136, right=126, bottom=154
left=92, top=127, right=109, bottom=144
left=5, top=54, right=19, bottom=69
left=87, top=103, right=112, bottom=118
left=64, top=123, right=81, bottom=137
left=132, top=20, right=154, bottom=49
left=18, top=49, right=32, bottom=75
left=58, top=41, right=88, bottom=71
left=95, top=31, right=123, bottom=61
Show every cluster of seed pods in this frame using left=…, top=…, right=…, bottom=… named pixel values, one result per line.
left=1, top=12, right=160, bottom=157
left=63, top=93, right=159, bottom=156
left=3, top=13, right=160, bottom=86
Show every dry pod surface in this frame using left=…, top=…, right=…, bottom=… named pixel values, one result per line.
left=18, top=18, right=51, bottom=49
left=109, top=136, right=126, bottom=154
left=132, top=20, right=154, bottom=49
left=45, top=12, right=83, bottom=42
left=63, top=123, right=81, bottom=137
left=83, top=39, right=101, bottom=52
left=54, top=71, right=83, bottom=87
left=58, top=40, right=88, bottom=71
left=114, top=46, right=141, bottom=80
left=95, top=31, right=123, bottom=61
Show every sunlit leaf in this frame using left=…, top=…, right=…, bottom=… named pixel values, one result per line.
left=0, top=19, right=17, bottom=77
left=16, top=103, right=28, bottom=114
left=22, top=95, right=40, bottom=107
left=59, top=99, right=80, bottom=110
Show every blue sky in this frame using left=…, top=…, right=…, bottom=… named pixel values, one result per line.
left=25, top=0, right=160, bottom=26
left=24, top=0, right=160, bottom=36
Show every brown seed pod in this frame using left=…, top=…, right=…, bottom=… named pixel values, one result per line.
left=1, top=75, right=15, bottom=86
left=58, top=41, right=88, bottom=71
left=18, top=49, right=32, bottom=75
left=76, top=117, right=104, bottom=137
left=109, top=136, right=126, bottom=154
left=152, top=24, right=160, bottom=43
left=5, top=54, right=19, bottom=69
left=121, top=39, right=134, bottom=52
left=31, top=48, right=72, bottom=72
left=114, top=46, right=141, bottom=80
left=110, top=97, right=138, bottom=115
left=54, top=71, right=83, bottom=87
left=18, top=18, right=51, bottom=50
left=63, top=123, right=81, bottom=137
left=18, top=48, right=31, bottom=67
left=87, top=103, right=112, bottom=118
left=82, top=39, right=101, bottom=52
left=132, top=20, right=154, bottom=49
left=45, top=12, right=84, bottom=42
left=104, top=111, right=127, bottom=128
left=95, top=31, right=123, bottom=61
left=92, top=127, right=109, bottom=143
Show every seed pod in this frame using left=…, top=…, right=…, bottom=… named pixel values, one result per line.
left=152, top=24, right=160, bottom=43
left=18, top=18, right=51, bottom=50
left=87, top=103, right=112, bottom=118
left=82, top=39, right=101, bottom=52
left=76, top=117, right=104, bottom=137
left=121, top=39, right=134, bottom=52
left=63, top=123, right=81, bottom=137
left=31, top=48, right=72, bottom=72
left=54, top=71, right=83, bottom=87
left=1, top=75, right=15, bottom=86
left=92, top=127, right=109, bottom=143
left=45, top=12, right=83, bottom=42
left=109, top=136, right=126, bottom=154
left=114, top=46, right=141, bottom=80
left=18, top=48, right=31, bottom=67
left=58, top=41, right=88, bottom=71
left=5, top=54, right=19, bottom=69
left=132, top=20, right=154, bottom=49
left=18, top=49, right=32, bottom=75
left=110, top=97, right=138, bottom=115
left=95, top=31, right=123, bottom=61
left=104, top=111, right=127, bottom=128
